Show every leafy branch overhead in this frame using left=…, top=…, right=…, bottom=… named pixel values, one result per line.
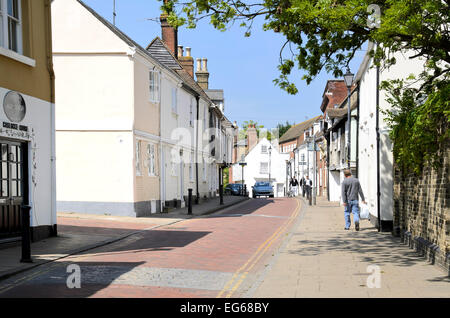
left=160, top=0, right=450, bottom=96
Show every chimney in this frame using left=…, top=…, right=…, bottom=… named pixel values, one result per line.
left=196, top=58, right=209, bottom=90
left=247, top=125, right=258, bottom=151
left=178, top=46, right=194, bottom=77
left=160, top=0, right=178, bottom=58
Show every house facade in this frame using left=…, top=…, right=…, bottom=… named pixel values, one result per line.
left=0, top=0, right=56, bottom=242
left=232, top=138, right=289, bottom=198
left=356, top=42, right=425, bottom=231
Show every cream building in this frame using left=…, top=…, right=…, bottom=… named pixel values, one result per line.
left=52, top=0, right=183, bottom=216
left=0, top=0, right=56, bottom=241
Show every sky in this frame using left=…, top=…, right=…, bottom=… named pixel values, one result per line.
left=82, top=0, right=366, bottom=130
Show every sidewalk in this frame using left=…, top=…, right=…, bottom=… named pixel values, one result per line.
left=0, top=195, right=248, bottom=281
left=251, top=196, right=450, bottom=298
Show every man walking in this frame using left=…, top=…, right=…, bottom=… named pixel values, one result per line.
left=305, top=175, right=313, bottom=201
left=291, top=176, right=299, bottom=196
left=341, top=169, right=366, bottom=231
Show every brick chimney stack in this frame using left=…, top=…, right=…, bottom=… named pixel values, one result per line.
left=160, top=0, right=178, bottom=58
left=247, top=125, right=258, bottom=151
left=196, top=58, right=209, bottom=90
left=178, top=46, right=194, bottom=77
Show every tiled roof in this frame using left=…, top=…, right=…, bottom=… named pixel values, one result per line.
left=279, top=115, right=323, bottom=143
left=146, top=37, right=183, bottom=70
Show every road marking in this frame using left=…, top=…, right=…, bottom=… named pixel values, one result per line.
left=217, top=198, right=301, bottom=298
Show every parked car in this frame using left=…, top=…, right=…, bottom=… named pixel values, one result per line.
left=252, top=182, right=274, bottom=198
left=225, top=183, right=243, bottom=195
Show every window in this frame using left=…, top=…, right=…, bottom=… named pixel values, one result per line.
left=260, top=162, right=268, bottom=174
left=202, top=157, right=206, bottom=181
left=147, top=143, right=156, bottom=176
left=171, top=161, right=177, bottom=176
left=190, top=98, right=194, bottom=126
left=261, top=145, right=267, bottom=154
left=149, top=70, right=160, bottom=102
left=0, top=0, right=22, bottom=53
left=136, top=141, right=141, bottom=176
left=337, top=128, right=341, bottom=151
left=301, top=154, right=305, bottom=162
left=189, top=152, right=193, bottom=181
left=171, top=87, right=177, bottom=113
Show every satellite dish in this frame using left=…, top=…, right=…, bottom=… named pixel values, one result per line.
left=3, top=91, right=26, bottom=123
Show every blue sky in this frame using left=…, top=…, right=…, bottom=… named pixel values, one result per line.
left=82, top=0, right=366, bottom=130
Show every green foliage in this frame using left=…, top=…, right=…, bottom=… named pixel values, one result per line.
left=160, top=0, right=450, bottom=173
left=277, top=121, right=293, bottom=138
left=381, top=79, right=450, bottom=175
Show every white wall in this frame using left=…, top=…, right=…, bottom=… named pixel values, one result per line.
left=0, top=88, right=54, bottom=227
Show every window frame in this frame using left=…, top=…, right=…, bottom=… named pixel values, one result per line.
left=171, top=86, right=178, bottom=114
left=149, top=70, right=160, bottom=103
left=147, top=143, right=156, bottom=176
left=0, top=0, right=22, bottom=55
left=260, top=162, right=269, bottom=174
left=135, top=140, right=142, bottom=176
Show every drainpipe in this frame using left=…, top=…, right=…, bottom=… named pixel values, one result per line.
left=376, top=62, right=382, bottom=232
left=356, top=86, right=360, bottom=179
left=45, top=0, right=57, bottom=236
left=195, top=96, right=200, bottom=204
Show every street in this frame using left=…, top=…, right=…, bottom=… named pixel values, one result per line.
left=0, top=198, right=301, bottom=298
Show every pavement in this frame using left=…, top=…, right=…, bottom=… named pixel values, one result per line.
left=0, top=195, right=248, bottom=282
left=250, top=196, right=450, bottom=298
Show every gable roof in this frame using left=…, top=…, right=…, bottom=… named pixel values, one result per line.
left=279, top=115, right=323, bottom=143
left=76, top=0, right=176, bottom=77
left=146, top=37, right=183, bottom=70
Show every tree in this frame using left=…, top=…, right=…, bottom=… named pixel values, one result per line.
left=161, top=0, right=450, bottom=173
left=277, top=121, right=292, bottom=138
left=161, top=0, right=449, bottom=95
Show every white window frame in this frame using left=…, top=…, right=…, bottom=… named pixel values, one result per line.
left=136, top=141, right=142, bottom=176
left=171, top=87, right=178, bottom=114
left=260, top=162, right=269, bottom=174
left=149, top=70, right=160, bottom=103
left=189, top=152, right=193, bottom=182
left=202, top=157, right=206, bottom=181
left=147, top=143, right=156, bottom=176
left=261, top=145, right=268, bottom=154
left=190, top=98, right=195, bottom=127
left=0, top=0, right=22, bottom=54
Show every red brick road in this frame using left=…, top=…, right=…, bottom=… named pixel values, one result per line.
left=0, top=198, right=301, bottom=298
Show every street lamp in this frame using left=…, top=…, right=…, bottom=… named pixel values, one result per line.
left=239, top=161, right=247, bottom=196
left=268, top=146, right=272, bottom=184
left=343, top=67, right=354, bottom=169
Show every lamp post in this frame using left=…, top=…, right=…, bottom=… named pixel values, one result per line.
left=268, top=146, right=272, bottom=184
left=343, top=67, right=354, bottom=170
left=239, top=161, right=247, bottom=196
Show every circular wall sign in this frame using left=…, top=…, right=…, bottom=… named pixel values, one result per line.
left=3, top=91, right=26, bottom=123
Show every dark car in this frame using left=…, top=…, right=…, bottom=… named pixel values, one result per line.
left=252, top=182, right=274, bottom=198
left=225, top=183, right=243, bottom=195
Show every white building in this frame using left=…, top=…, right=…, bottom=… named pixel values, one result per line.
left=233, top=138, right=289, bottom=198
left=356, top=42, right=425, bottom=230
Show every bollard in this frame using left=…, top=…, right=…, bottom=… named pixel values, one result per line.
left=20, top=205, right=33, bottom=263
left=188, top=189, right=193, bottom=215
left=244, top=185, right=247, bottom=197
left=219, top=184, right=224, bottom=205
left=308, top=188, right=312, bottom=206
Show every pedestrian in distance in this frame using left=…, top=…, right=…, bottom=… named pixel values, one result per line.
left=304, top=175, right=312, bottom=200
left=300, top=177, right=305, bottom=197
left=341, top=169, right=367, bottom=231
left=291, top=176, right=299, bottom=196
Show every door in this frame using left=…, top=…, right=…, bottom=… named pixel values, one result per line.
left=0, top=141, right=27, bottom=240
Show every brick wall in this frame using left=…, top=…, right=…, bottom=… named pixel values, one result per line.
left=393, top=149, right=450, bottom=274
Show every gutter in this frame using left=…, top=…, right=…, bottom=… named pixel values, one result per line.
left=45, top=0, right=57, bottom=236
left=195, top=96, right=200, bottom=204
left=376, top=60, right=382, bottom=232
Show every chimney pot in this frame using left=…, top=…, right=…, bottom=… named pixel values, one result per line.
left=202, top=58, right=208, bottom=72
left=196, top=58, right=201, bottom=72
left=178, top=45, right=184, bottom=57
left=185, top=47, right=191, bottom=57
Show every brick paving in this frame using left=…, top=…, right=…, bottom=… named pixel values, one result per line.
left=0, top=198, right=299, bottom=298
left=250, top=196, right=450, bottom=298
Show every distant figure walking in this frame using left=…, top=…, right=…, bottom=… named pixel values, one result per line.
left=291, top=176, right=299, bottom=196
left=304, top=176, right=312, bottom=200
left=341, top=169, right=367, bottom=231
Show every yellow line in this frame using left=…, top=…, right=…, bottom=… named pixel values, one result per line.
left=217, top=198, right=301, bottom=298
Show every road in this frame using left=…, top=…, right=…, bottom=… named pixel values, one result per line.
left=0, top=197, right=302, bottom=298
